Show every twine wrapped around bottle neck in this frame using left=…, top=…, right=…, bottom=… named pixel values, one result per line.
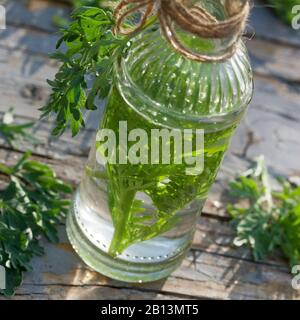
left=114, top=0, right=251, bottom=62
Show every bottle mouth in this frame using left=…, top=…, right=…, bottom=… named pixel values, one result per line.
left=114, top=0, right=249, bottom=63
left=163, top=0, right=241, bottom=60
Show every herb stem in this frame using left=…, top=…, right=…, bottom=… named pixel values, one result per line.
left=109, top=189, right=136, bottom=256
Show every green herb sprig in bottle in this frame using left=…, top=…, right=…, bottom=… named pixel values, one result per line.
left=60, top=0, right=253, bottom=282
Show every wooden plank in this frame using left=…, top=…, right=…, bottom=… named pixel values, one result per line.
left=227, top=76, right=300, bottom=174
left=0, top=25, right=59, bottom=56
left=0, top=49, right=55, bottom=119
left=5, top=285, right=188, bottom=300
left=0, top=46, right=105, bottom=130
left=0, top=46, right=58, bottom=84
left=194, top=216, right=288, bottom=269
left=248, top=38, right=300, bottom=82
left=5, top=0, right=70, bottom=33
left=250, top=1, right=300, bottom=47
left=7, top=225, right=296, bottom=300
left=242, top=76, right=300, bottom=177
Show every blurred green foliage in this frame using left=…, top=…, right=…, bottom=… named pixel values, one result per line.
left=266, top=0, right=300, bottom=25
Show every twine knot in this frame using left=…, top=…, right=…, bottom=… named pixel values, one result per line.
left=114, top=0, right=251, bottom=62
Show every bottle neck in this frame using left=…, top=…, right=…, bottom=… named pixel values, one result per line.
left=113, top=1, right=252, bottom=130
left=115, top=26, right=252, bottom=131
left=162, top=0, right=240, bottom=61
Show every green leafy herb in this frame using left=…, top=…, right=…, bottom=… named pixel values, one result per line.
left=0, top=110, right=40, bottom=148
left=41, top=6, right=127, bottom=136
left=0, top=153, right=72, bottom=296
left=228, top=156, right=300, bottom=269
left=91, top=85, right=235, bottom=256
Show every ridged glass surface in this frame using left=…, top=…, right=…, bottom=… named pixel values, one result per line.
left=67, top=13, right=254, bottom=283
left=121, top=28, right=253, bottom=120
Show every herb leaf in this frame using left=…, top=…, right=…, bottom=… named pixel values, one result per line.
left=41, top=6, right=126, bottom=136
left=0, top=153, right=72, bottom=296
left=228, top=156, right=300, bottom=270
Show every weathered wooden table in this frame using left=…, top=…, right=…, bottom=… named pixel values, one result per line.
left=0, top=0, right=300, bottom=300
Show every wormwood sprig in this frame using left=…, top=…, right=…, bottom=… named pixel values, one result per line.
left=0, top=153, right=72, bottom=296
left=228, top=156, right=300, bottom=270
left=41, top=6, right=128, bottom=136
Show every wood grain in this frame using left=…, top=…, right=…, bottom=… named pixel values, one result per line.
left=3, top=225, right=297, bottom=300
left=250, top=1, right=300, bottom=47
left=0, top=0, right=300, bottom=300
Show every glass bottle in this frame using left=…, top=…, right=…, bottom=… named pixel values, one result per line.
left=67, top=1, right=253, bottom=282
